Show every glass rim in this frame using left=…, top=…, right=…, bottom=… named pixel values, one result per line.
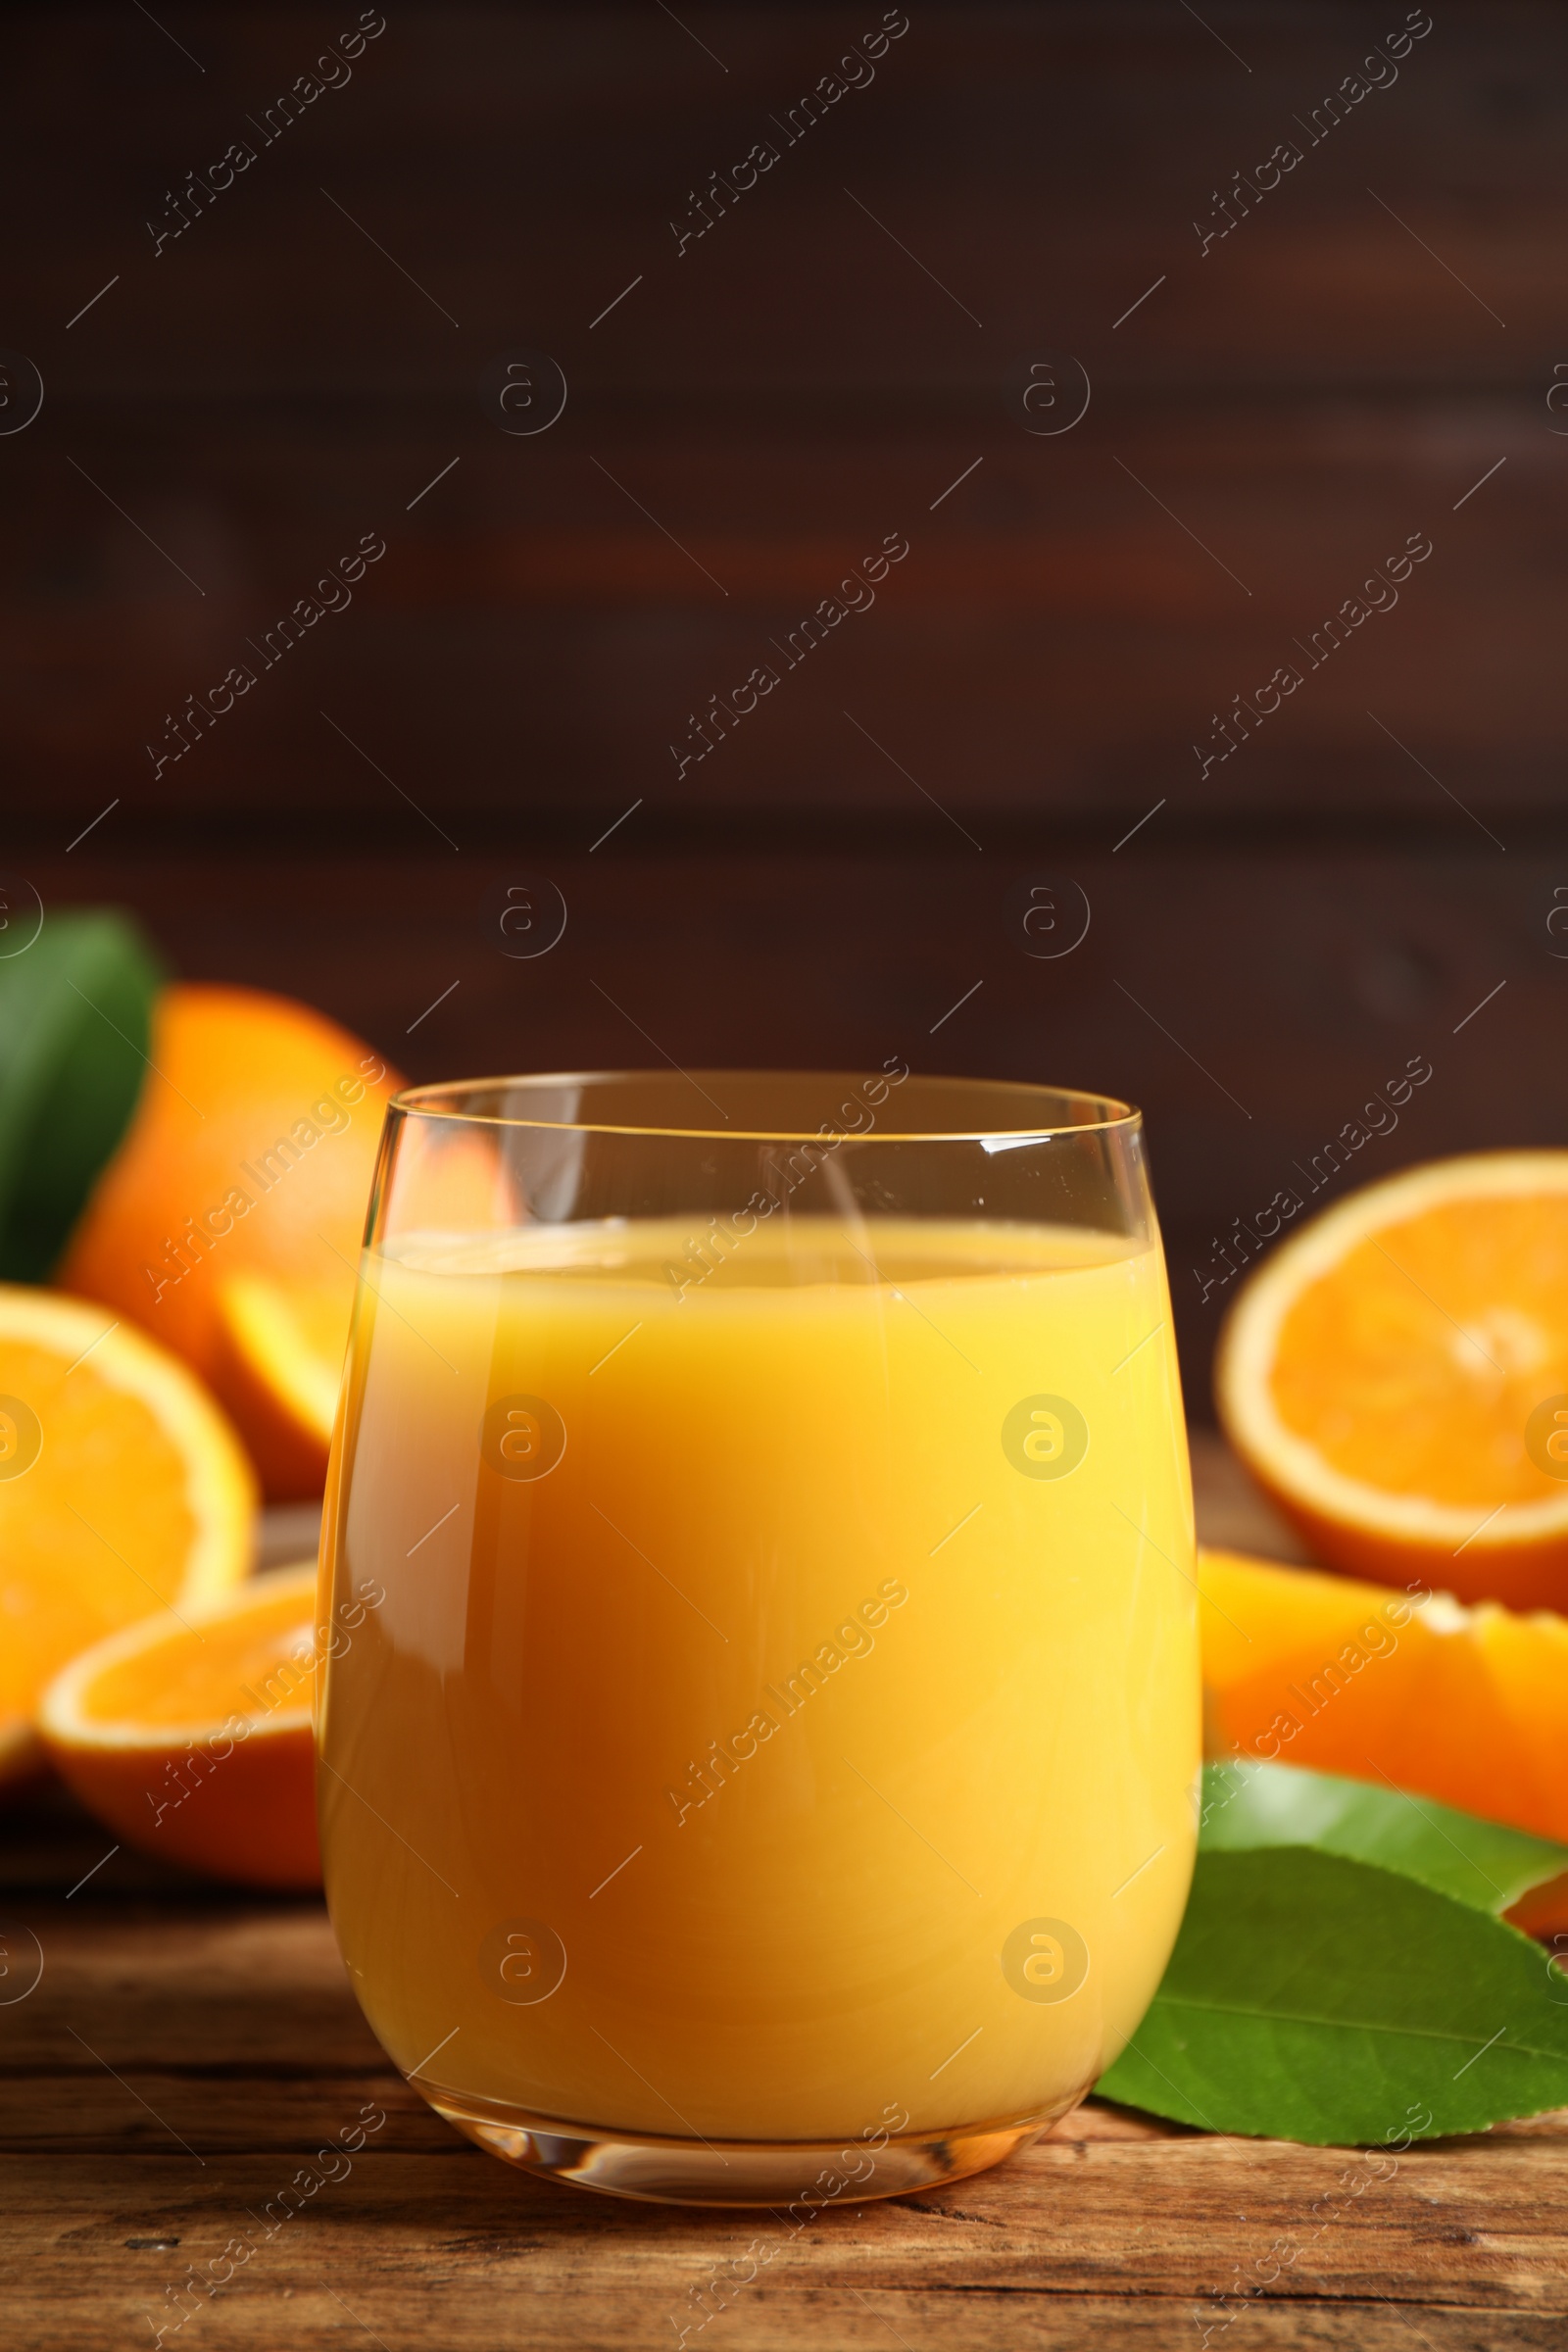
left=389, top=1069, right=1141, bottom=1145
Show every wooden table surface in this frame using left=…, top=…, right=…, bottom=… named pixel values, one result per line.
left=4, top=1441, right=1564, bottom=2351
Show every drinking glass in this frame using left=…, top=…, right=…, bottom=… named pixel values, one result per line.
left=317, top=1069, right=1199, bottom=2205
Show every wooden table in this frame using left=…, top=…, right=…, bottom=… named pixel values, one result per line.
left=4, top=1444, right=1565, bottom=2349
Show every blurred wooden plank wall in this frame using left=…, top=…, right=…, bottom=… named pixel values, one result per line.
left=5, top=3, right=1565, bottom=1415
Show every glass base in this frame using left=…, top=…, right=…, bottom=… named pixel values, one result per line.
left=427, top=2084, right=1075, bottom=2206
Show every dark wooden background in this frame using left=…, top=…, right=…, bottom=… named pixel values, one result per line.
left=6, top=1, right=1566, bottom=1414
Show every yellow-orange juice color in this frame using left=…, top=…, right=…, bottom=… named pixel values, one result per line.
left=318, top=1216, right=1198, bottom=2152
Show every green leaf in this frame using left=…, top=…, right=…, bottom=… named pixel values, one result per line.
left=1097, top=1848, right=1568, bottom=2142
left=0, top=909, right=164, bottom=1281
left=1200, top=1757, right=1568, bottom=1915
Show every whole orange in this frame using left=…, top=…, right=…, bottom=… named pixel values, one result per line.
left=59, top=984, right=401, bottom=1494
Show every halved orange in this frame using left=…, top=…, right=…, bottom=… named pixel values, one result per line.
left=39, top=1563, right=321, bottom=1887
left=1217, top=1152, right=1568, bottom=1608
left=212, top=1273, right=348, bottom=1498
left=0, top=1287, right=255, bottom=1787
left=1200, top=1544, right=1568, bottom=1850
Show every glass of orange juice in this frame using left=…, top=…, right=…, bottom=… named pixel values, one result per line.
left=317, top=1068, right=1199, bottom=2205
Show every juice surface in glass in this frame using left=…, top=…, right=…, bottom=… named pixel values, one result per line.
left=318, top=1191, right=1199, bottom=2175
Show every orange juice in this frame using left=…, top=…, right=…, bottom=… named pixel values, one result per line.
left=318, top=1215, right=1198, bottom=2153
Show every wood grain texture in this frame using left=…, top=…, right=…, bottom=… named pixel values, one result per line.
left=2, top=3, right=1562, bottom=823
left=9, top=416, right=1561, bottom=824
left=5, top=2134, right=1568, bottom=2348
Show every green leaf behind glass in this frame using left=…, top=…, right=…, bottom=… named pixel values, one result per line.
left=0, top=909, right=163, bottom=1281
left=1097, top=1848, right=1568, bottom=2142
left=1200, top=1757, right=1568, bottom=1915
